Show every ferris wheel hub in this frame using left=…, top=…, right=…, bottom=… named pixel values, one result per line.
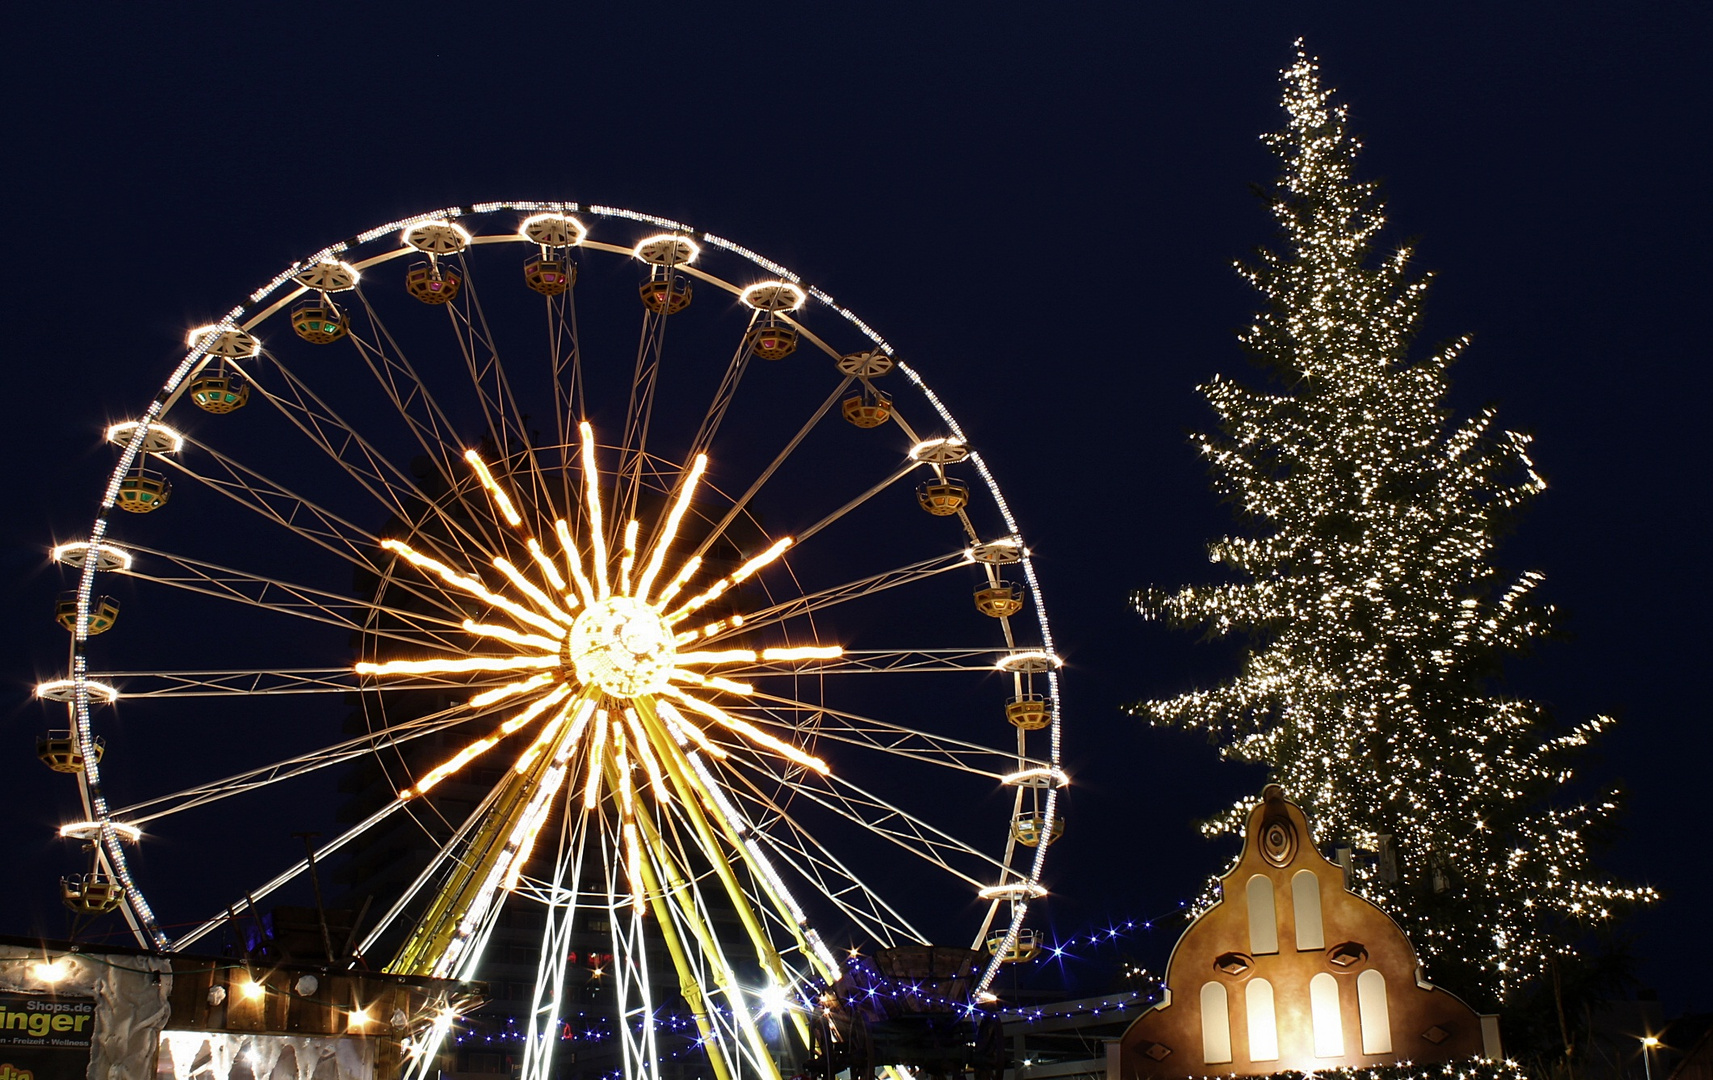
left=565, top=596, right=676, bottom=698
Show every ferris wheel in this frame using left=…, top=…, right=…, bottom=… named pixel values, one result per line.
left=40, top=202, right=1065, bottom=1080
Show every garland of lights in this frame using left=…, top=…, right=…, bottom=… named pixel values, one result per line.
left=456, top=904, right=1196, bottom=1044
left=1128, top=42, right=1654, bottom=1007
left=14, top=949, right=1525, bottom=1080
left=17, top=908, right=1185, bottom=1053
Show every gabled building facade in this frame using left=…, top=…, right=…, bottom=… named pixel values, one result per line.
left=1115, top=787, right=1501, bottom=1078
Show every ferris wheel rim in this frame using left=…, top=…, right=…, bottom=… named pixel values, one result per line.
left=54, top=200, right=1064, bottom=998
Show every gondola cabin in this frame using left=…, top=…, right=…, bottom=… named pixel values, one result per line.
left=189, top=371, right=249, bottom=413
left=640, top=277, right=693, bottom=314
left=116, top=473, right=171, bottom=513
left=1005, top=694, right=1051, bottom=730
left=917, top=478, right=969, bottom=516
left=405, top=261, right=462, bottom=305
left=746, top=322, right=798, bottom=360
left=61, top=874, right=125, bottom=915
left=986, top=928, right=1042, bottom=964
left=1012, top=812, right=1064, bottom=847
left=974, top=581, right=1024, bottom=618
left=524, top=256, right=575, bottom=295
left=290, top=302, right=348, bottom=344
left=842, top=387, right=893, bottom=428
left=56, top=592, right=119, bottom=635
left=37, top=731, right=103, bottom=773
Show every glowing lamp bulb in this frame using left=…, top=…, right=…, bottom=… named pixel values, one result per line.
left=241, top=980, right=265, bottom=1001
left=32, top=960, right=67, bottom=984
left=757, top=983, right=792, bottom=1017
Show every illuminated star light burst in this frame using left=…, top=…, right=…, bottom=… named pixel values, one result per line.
left=356, top=422, right=839, bottom=923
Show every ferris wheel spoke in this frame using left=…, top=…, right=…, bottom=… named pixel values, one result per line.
left=789, top=460, right=924, bottom=547
left=728, top=754, right=1003, bottom=885
left=240, top=351, right=507, bottom=573
left=112, top=700, right=482, bottom=824
left=86, top=667, right=511, bottom=698
left=633, top=805, right=782, bottom=1079
left=549, top=286, right=583, bottom=447
left=447, top=260, right=531, bottom=459
left=728, top=690, right=1035, bottom=777
left=733, top=647, right=1015, bottom=677
left=445, top=266, right=561, bottom=529
left=627, top=328, right=759, bottom=582
left=692, top=378, right=855, bottom=563
left=347, top=287, right=474, bottom=474
left=155, top=439, right=393, bottom=572
left=798, top=772, right=1008, bottom=882
left=546, top=277, right=584, bottom=515
left=118, top=545, right=473, bottom=652
left=355, top=770, right=525, bottom=960
left=702, top=552, right=970, bottom=642
left=344, top=289, right=513, bottom=558
left=711, top=766, right=927, bottom=943
left=682, top=321, right=758, bottom=469
left=520, top=788, right=591, bottom=1080
left=170, top=795, right=412, bottom=952
left=150, top=440, right=514, bottom=633
left=763, top=832, right=924, bottom=945
left=614, top=296, right=676, bottom=539
left=709, top=792, right=911, bottom=946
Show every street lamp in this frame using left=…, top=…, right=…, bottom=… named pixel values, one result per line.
left=1641, top=1036, right=1660, bottom=1080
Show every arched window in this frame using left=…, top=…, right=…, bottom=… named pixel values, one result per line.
left=1200, top=982, right=1233, bottom=1064
left=1310, top=972, right=1344, bottom=1057
left=1246, top=978, right=1278, bottom=1062
left=1293, top=869, right=1325, bottom=950
left=1246, top=875, right=1278, bottom=955
left=1358, top=969, right=1392, bottom=1054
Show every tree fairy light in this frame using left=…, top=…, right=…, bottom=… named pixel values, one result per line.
left=1130, top=43, right=1653, bottom=1007
left=359, top=423, right=838, bottom=926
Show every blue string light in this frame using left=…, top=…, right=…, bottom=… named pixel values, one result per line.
left=448, top=901, right=1198, bottom=1046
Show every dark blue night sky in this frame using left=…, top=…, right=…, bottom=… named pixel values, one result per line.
left=2, top=0, right=1706, bottom=1019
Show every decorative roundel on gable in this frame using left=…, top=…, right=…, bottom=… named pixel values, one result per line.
left=1326, top=941, right=1370, bottom=969
left=1214, top=951, right=1255, bottom=978
left=1260, top=816, right=1298, bottom=867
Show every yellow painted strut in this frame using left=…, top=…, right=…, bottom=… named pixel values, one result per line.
left=387, top=690, right=590, bottom=976
left=635, top=698, right=816, bottom=1047
left=633, top=806, right=781, bottom=1080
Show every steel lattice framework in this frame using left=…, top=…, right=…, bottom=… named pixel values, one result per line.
left=43, top=203, right=1065, bottom=1080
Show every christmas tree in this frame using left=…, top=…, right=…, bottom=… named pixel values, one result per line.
left=1132, top=45, right=1652, bottom=1007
